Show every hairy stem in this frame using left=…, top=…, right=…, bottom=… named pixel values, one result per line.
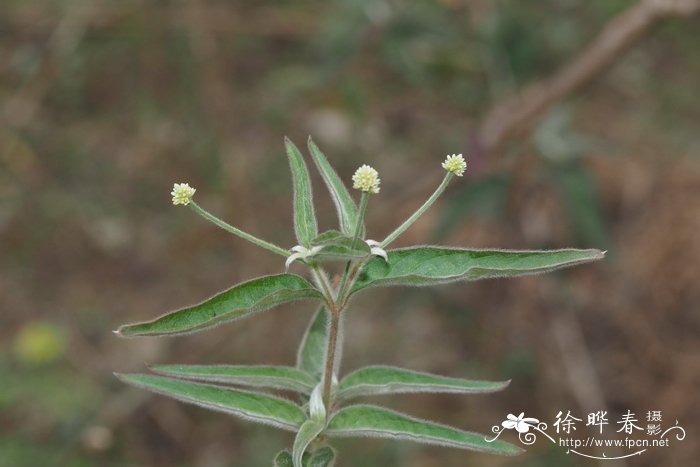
left=337, top=193, right=369, bottom=300
left=189, top=201, right=289, bottom=257
left=322, top=307, right=341, bottom=409
left=380, top=173, right=453, bottom=248
left=310, top=266, right=334, bottom=306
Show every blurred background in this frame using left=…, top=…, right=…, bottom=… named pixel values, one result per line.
left=1, top=1, right=699, bottom=466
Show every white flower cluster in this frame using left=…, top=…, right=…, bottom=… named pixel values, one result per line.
left=352, top=165, right=381, bottom=194
left=442, top=154, right=467, bottom=176
left=171, top=183, right=196, bottom=206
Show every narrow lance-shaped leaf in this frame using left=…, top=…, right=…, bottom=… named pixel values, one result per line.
left=150, top=364, right=316, bottom=394
left=117, top=274, right=322, bottom=337
left=296, top=306, right=329, bottom=381
left=326, top=405, right=522, bottom=456
left=352, top=247, right=605, bottom=292
left=308, top=138, right=360, bottom=236
left=338, top=366, right=509, bottom=400
left=275, top=447, right=336, bottom=467
left=293, top=420, right=326, bottom=467
left=286, top=138, right=318, bottom=247
left=116, top=373, right=306, bottom=431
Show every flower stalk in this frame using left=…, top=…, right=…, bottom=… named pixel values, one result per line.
left=188, top=201, right=290, bottom=257
left=380, top=172, right=453, bottom=248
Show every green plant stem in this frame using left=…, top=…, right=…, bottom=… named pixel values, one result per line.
left=189, top=201, right=289, bottom=257
left=320, top=193, right=370, bottom=410
left=337, top=193, right=369, bottom=300
left=350, top=193, right=369, bottom=249
left=310, top=266, right=334, bottom=306
left=322, top=307, right=341, bottom=409
left=380, top=173, right=453, bottom=248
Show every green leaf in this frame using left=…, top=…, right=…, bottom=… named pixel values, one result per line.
left=275, top=451, right=294, bottom=467
left=326, top=405, right=522, bottom=456
left=338, top=366, right=509, bottom=400
left=286, top=138, right=318, bottom=247
left=149, top=364, right=316, bottom=394
left=117, top=274, right=322, bottom=337
left=352, top=247, right=605, bottom=292
left=310, top=230, right=371, bottom=263
left=308, top=137, right=359, bottom=236
left=296, top=306, right=329, bottom=381
left=293, top=420, right=326, bottom=467
left=275, top=447, right=336, bottom=467
left=306, top=446, right=336, bottom=467
left=116, top=373, right=306, bottom=431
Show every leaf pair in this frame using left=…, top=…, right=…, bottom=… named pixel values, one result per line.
left=116, top=248, right=602, bottom=337
left=286, top=138, right=362, bottom=248
left=144, top=361, right=509, bottom=403
left=116, top=373, right=521, bottom=457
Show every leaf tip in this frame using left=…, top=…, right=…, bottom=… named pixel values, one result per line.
left=114, top=325, right=134, bottom=337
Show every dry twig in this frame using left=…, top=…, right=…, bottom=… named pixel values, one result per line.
left=475, top=0, right=700, bottom=155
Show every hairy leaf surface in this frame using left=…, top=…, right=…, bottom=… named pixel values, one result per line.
left=352, top=247, right=604, bottom=292
left=293, top=420, right=326, bottom=467
left=117, top=274, right=321, bottom=337
left=308, top=138, right=359, bottom=236
left=310, top=230, right=371, bottom=262
left=338, top=366, right=509, bottom=400
left=275, top=447, right=336, bottom=467
left=150, top=364, right=316, bottom=394
left=296, top=306, right=329, bottom=381
left=117, top=373, right=306, bottom=431
left=326, top=405, right=521, bottom=455
left=286, top=138, right=318, bottom=247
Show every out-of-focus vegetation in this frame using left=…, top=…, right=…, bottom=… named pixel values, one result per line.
left=1, top=1, right=699, bottom=466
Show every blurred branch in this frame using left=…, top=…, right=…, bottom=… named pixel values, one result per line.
left=475, top=0, right=700, bottom=155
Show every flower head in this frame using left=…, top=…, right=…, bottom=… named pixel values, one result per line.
left=352, top=164, right=381, bottom=194
left=171, top=183, right=196, bottom=206
left=442, top=154, right=467, bottom=176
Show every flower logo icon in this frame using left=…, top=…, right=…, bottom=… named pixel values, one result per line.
left=502, top=413, right=540, bottom=433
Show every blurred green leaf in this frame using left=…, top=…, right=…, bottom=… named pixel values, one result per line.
left=150, top=364, right=316, bottom=394
left=338, top=366, right=509, bottom=400
left=352, top=247, right=605, bottom=292
left=297, top=306, right=329, bottom=381
left=117, top=374, right=306, bottom=431
left=326, top=405, right=522, bottom=455
left=117, top=274, right=322, bottom=337
left=286, top=138, right=318, bottom=247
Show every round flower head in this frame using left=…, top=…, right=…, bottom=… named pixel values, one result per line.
left=171, top=182, right=196, bottom=206
left=442, top=154, right=467, bottom=176
left=352, top=164, right=380, bottom=194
